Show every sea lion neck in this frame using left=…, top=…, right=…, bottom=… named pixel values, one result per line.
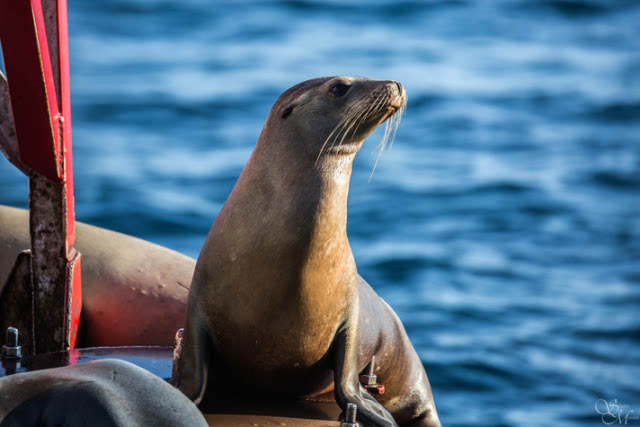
left=243, top=135, right=355, bottom=247
left=210, top=135, right=358, bottom=300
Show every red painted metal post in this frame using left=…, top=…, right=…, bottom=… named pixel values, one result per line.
left=0, top=0, right=60, bottom=181
left=0, top=0, right=81, bottom=352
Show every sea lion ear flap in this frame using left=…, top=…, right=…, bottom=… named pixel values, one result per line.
left=282, top=104, right=295, bottom=119
left=282, top=91, right=312, bottom=119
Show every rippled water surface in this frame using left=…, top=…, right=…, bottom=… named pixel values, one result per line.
left=1, top=1, right=639, bottom=425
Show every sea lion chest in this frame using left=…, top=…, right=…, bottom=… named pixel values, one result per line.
left=193, top=161, right=357, bottom=393
left=198, top=232, right=356, bottom=394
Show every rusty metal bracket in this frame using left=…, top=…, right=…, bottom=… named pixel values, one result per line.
left=0, top=0, right=81, bottom=353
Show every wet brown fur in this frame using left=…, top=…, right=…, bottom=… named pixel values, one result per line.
left=172, top=77, right=440, bottom=427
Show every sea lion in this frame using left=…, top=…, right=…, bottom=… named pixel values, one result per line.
left=172, top=76, right=441, bottom=426
left=1, top=70, right=195, bottom=348
left=0, top=205, right=194, bottom=347
left=0, top=359, right=207, bottom=426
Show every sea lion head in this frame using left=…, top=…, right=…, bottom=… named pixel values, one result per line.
left=259, top=76, right=407, bottom=160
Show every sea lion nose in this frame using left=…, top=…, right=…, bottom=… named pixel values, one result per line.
left=395, top=81, right=403, bottom=93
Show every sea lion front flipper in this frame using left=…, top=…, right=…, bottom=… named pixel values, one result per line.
left=171, top=313, right=211, bottom=405
left=334, top=323, right=399, bottom=427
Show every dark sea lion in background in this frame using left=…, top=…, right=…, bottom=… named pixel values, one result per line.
left=0, top=71, right=195, bottom=348
left=0, top=359, right=207, bottom=427
left=0, top=205, right=194, bottom=347
left=173, top=76, right=441, bottom=426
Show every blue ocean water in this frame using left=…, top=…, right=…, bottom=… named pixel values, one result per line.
left=1, top=1, right=639, bottom=425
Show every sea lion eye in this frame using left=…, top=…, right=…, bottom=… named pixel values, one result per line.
left=330, top=83, right=350, bottom=97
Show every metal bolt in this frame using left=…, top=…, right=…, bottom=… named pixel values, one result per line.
left=341, top=403, right=359, bottom=427
left=7, top=327, right=18, bottom=347
left=360, top=356, right=378, bottom=388
left=346, top=404, right=357, bottom=423
left=2, top=327, right=21, bottom=359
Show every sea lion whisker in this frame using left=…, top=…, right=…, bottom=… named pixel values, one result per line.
left=348, top=100, right=378, bottom=143
left=384, top=111, right=400, bottom=150
left=383, top=110, right=399, bottom=151
left=368, top=93, right=407, bottom=181
left=347, top=96, right=378, bottom=139
left=326, top=99, right=374, bottom=155
left=368, top=148, right=383, bottom=182
left=369, top=96, right=390, bottom=139
left=370, top=117, right=391, bottom=155
left=365, top=97, right=384, bottom=122
left=322, top=103, right=358, bottom=144
left=353, top=95, right=387, bottom=145
left=327, top=103, right=364, bottom=153
left=386, top=103, right=406, bottom=151
left=341, top=88, right=386, bottom=150
left=364, top=98, right=388, bottom=155
left=370, top=91, right=401, bottom=155
left=368, top=118, right=392, bottom=180
left=372, top=91, right=389, bottom=114
left=334, top=101, right=372, bottom=150
left=368, top=132, right=390, bottom=182
left=366, top=92, right=385, bottom=118
left=316, top=106, right=357, bottom=164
